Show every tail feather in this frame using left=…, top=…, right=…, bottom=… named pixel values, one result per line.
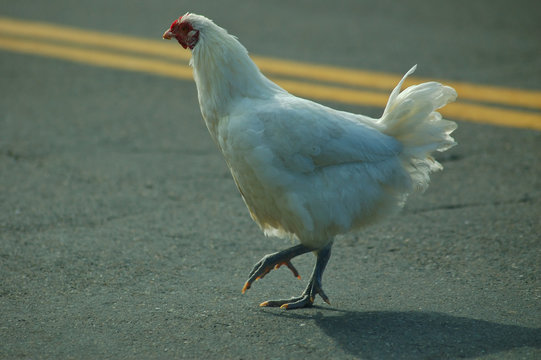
left=380, top=66, right=458, bottom=192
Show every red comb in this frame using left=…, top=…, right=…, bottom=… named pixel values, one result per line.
left=171, top=12, right=189, bottom=29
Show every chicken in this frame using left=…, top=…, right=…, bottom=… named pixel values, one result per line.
left=163, top=13, right=457, bottom=309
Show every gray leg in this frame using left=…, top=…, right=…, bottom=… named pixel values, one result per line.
left=242, top=244, right=313, bottom=294
left=258, top=242, right=333, bottom=309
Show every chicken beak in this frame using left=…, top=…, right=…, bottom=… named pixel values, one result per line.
left=162, top=29, right=174, bottom=40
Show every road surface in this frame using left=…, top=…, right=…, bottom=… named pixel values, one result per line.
left=1, top=0, right=540, bottom=358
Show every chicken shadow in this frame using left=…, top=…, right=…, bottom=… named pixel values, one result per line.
left=265, top=309, right=540, bottom=359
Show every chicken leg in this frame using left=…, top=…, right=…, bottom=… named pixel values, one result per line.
left=242, top=242, right=333, bottom=309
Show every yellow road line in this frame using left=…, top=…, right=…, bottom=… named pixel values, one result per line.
left=1, top=17, right=540, bottom=131
left=274, top=79, right=541, bottom=130
left=254, top=56, right=541, bottom=111
left=0, top=16, right=190, bottom=61
left=440, top=102, right=541, bottom=130
left=0, top=35, right=193, bottom=79
left=2, top=16, right=540, bottom=111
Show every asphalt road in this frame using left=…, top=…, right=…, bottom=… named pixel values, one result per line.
left=1, top=0, right=540, bottom=359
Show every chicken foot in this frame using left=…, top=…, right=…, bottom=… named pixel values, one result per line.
left=242, top=244, right=311, bottom=293
left=243, top=242, right=333, bottom=309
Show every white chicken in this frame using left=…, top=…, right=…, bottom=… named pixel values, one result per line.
left=163, top=13, right=457, bottom=309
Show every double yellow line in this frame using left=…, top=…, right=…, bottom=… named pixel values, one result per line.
left=1, top=17, right=540, bottom=130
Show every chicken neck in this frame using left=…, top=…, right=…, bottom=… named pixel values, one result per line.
left=190, top=31, right=283, bottom=136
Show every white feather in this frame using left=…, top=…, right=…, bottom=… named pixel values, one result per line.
left=182, top=14, right=457, bottom=249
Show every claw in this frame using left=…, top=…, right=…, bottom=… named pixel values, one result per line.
left=281, top=261, right=301, bottom=279
left=243, top=264, right=272, bottom=293
left=255, top=278, right=330, bottom=309
left=318, top=288, right=331, bottom=305
left=258, top=293, right=317, bottom=310
left=322, top=298, right=331, bottom=305
left=280, top=295, right=314, bottom=309
left=243, top=249, right=308, bottom=295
